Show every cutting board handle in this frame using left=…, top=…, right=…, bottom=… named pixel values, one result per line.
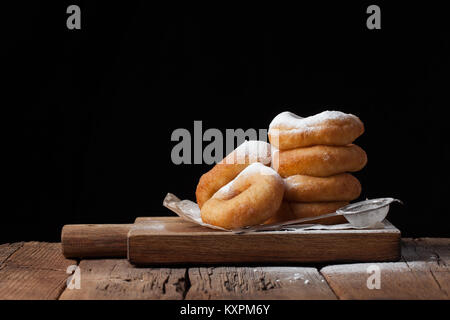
left=61, top=224, right=132, bottom=258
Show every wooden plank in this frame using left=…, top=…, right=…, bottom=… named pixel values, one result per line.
left=401, top=238, right=450, bottom=266
left=0, top=242, right=24, bottom=268
left=59, top=259, right=187, bottom=300
left=0, top=266, right=73, bottom=300
left=128, top=217, right=400, bottom=265
left=401, top=238, right=449, bottom=296
left=320, top=238, right=450, bottom=299
left=0, top=242, right=77, bottom=300
left=6, top=242, right=76, bottom=271
left=62, top=224, right=133, bottom=258
left=186, top=266, right=337, bottom=300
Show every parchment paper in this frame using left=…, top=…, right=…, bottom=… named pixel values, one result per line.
left=163, top=193, right=385, bottom=232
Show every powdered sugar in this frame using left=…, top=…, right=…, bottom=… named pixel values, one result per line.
left=239, top=162, right=279, bottom=177
left=213, top=180, right=234, bottom=198
left=269, top=110, right=358, bottom=131
left=213, top=162, right=282, bottom=199
left=223, top=140, right=272, bottom=165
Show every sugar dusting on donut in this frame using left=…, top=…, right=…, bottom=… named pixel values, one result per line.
left=201, top=161, right=285, bottom=228
left=222, top=140, right=271, bottom=165
left=269, top=110, right=359, bottom=131
left=238, top=162, right=280, bottom=177
left=213, top=162, right=281, bottom=199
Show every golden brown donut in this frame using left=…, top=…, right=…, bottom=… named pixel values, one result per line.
left=284, top=173, right=361, bottom=202
left=201, top=163, right=284, bottom=229
left=264, top=201, right=295, bottom=224
left=289, top=201, right=349, bottom=225
left=268, top=110, right=364, bottom=150
left=272, top=144, right=367, bottom=178
left=196, top=140, right=271, bottom=208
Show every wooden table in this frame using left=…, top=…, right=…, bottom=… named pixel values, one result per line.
left=0, top=238, right=448, bottom=300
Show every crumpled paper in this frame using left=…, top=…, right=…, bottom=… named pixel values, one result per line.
left=163, top=193, right=228, bottom=231
left=163, top=193, right=385, bottom=232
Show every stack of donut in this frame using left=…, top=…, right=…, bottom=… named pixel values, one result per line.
left=267, top=111, right=367, bottom=224
left=195, top=110, right=366, bottom=229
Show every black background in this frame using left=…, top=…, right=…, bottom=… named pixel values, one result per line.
left=3, top=1, right=449, bottom=243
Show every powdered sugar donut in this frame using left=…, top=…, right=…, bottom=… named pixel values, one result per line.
left=284, top=173, right=361, bottom=202
left=195, top=140, right=272, bottom=208
left=272, top=144, right=367, bottom=178
left=268, top=111, right=364, bottom=150
left=201, top=163, right=284, bottom=229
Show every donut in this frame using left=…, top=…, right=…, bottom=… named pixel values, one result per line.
left=289, top=201, right=349, bottom=225
left=196, top=140, right=271, bottom=208
left=264, top=201, right=295, bottom=224
left=201, top=163, right=285, bottom=229
left=272, top=144, right=367, bottom=178
left=268, top=110, right=364, bottom=150
left=284, top=173, right=361, bottom=202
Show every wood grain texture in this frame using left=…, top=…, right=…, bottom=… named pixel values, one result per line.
left=128, top=217, right=401, bottom=265
left=134, top=216, right=179, bottom=223
left=0, top=242, right=76, bottom=300
left=0, top=242, right=24, bottom=268
left=401, top=238, right=449, bottom=296
left=62, top=224, right=133, bottom=258
left=186, top=267, right=336, bottom=300
left=7, top=242, right=75, bottom=271
left=59, top=259, right=187, bottom=300
left=1, top=239, right=449, bottom=300
left=320, top=238, right=450, bottom=299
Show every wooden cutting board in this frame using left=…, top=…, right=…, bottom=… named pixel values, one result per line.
left=127, top=217, right=401, bottom=265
